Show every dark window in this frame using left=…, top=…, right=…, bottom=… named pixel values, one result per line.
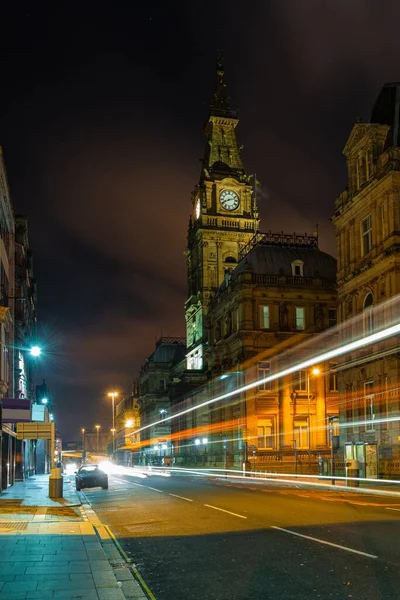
left=328, top=308, right=337, bottom=328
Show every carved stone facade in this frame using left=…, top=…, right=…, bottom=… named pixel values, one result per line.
left=185, top=60, right=259, bottom=373
left=331, top=82, right=400, bottom=469
left=205, top=238, right=338, bottom=466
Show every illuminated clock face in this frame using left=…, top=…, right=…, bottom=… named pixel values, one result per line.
left=195, top=199, right=200, bottom=219
left=220, top=189, right=240, bottom=211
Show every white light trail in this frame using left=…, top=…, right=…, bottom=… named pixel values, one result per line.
left=130, top=323, right=400, bottom=438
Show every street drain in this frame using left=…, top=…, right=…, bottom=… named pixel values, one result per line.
left=0, top=521, right=28, bottom=531
left=124, top=523, right=159, bottom=533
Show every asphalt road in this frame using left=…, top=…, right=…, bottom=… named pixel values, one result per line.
left=83, top=471, right=400, bottom=600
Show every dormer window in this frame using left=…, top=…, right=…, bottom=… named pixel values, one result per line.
left=291, top=260, right=304, bottom=277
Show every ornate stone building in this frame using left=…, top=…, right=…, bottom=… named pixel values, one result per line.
left=136, top=337, right=186, bottom=464
left=332, top=82, right=400, bottom=476
left=185, top=55, right=259, bottom=373
left=131, top=59, right=340, bottom=472
left=204, top=232, right=338, bottom=469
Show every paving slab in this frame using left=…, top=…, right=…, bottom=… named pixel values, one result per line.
left=0, top=474, right=152, bottom=600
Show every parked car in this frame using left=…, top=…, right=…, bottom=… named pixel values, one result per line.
left=75, top=465, right=108, bottom=491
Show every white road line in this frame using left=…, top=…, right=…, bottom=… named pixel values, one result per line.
left=147, top=486, right=163, bottom=493
left=272, top=526, right=378, bottom=559
left=169, top=493, right=193, bottom=502
left=204, top=504, right=247, bottom=519
left=386, top=507, right=400, bottom=512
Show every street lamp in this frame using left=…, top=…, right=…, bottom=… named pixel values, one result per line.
left=81, top=428, right=85, bottom=460
left=307, top=367, right=320, bottom=450
left=125, top=419, right=133, bottom=428
left=95, top=425, right=101, bottom=453
left=111, top=428, right=116, bottom=457
left=29, top=346, right=41, bottom=357
left=107, top=392, right=118, bottom=459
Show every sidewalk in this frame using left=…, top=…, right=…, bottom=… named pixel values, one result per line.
left=0, top=475, right=148, bottom=600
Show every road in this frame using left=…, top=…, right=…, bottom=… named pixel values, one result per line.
left=82, top=470, right=400, bottom=600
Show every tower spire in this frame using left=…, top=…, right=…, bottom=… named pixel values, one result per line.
left=210, top=50, right=237, bottom=118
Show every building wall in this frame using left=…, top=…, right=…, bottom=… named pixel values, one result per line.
left=204, top=253, right=338, bottom=467
left=332, top=87, right=400, bottom=470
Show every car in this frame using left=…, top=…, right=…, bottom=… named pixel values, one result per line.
left=75, top=465, right=108, bottom=491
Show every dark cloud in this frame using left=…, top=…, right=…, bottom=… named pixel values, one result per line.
left=1, top=1, right=400, bottom=438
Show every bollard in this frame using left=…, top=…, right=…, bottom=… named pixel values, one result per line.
left=49, top=467, right=64, bottom=498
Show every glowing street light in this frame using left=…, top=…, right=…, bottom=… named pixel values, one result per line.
left=41, top=397, right=48, bottom=404
left=125, top=419, right=133, bottom=428
left=30, top=346, right=41, bottom=357
left=307, top=367, right=321, bottom=449
left=81, top=428, right=85, bottom=460
left=95, top=424, right=101, bottom=453
left=107, top=392, right=118, bottom=458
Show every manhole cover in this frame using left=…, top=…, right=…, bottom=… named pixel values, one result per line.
left=0, top=521, right=28, bottom=531
left=124, top=523, right=159, bottom=533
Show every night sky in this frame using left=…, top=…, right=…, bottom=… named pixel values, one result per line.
left=1, top=2, right=400, bottom=440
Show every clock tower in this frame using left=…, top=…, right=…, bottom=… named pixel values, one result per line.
left=185, top=55, right=259, bottom=371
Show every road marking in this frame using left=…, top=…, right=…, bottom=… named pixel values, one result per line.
left=147, top=486, right=163, bottom=493
left=113, top=477, right=145, bottom=486
left=272, top=526, right=378, bottom=559
left=204, top=504, right=247, bottom=519
left=169, top=493, right=193, bottom=502
left=386, top=507, right=400, bottom=512
left=103, top=525, right=157, bottom=600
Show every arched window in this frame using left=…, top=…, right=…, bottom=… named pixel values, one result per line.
left=363, top=293, right=374, bottom=335
left=224, top=256, right=237, bottom=264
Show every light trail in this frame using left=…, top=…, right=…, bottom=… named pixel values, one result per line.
left=147, top=465, right=400, bottom=488
left=129, top=322, right=400, bottom=439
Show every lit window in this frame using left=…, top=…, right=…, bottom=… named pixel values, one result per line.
left=361, top=214, right=372, bottom=255
left=186, top=346, right=203, bottom=370
left=257, top=419, right=274, bottom=448
left=294, top=370, right=307, bottom=392
left=296, top=307, right=305, bottom=330
left=293, top=418, right=309, bottom=449
left=259, top=305, right=270, bottom=329
left=258, top=361, right=272, bottom=391
left=291, top=260, right=304, bottom=277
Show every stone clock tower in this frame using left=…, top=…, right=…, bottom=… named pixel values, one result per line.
left=185, top=56, right=259, bottom=371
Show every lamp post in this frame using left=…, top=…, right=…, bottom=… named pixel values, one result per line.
left=307, top=367, right=320, bottom=451
left=81, top=428, right=85, bottom=461
left=108, top=392, right=118, bottom=459
left=111, top=429, right=116, bottom=457
left=95, top=425, right=100, bottom=453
